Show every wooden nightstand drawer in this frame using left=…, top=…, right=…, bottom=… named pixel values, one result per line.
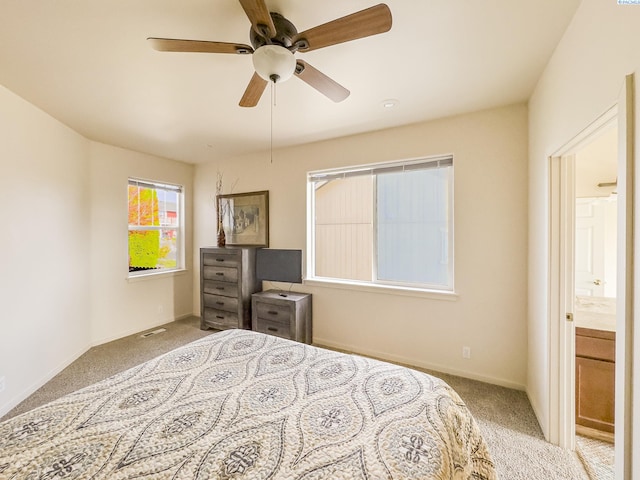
left=203, top=265, right=238, bottom=283
left=202, top=280, right=239, bottom=298
left=203, top=293, right=238, bottom=313
left=254, top=301, right=290, bottom=323
left=203, top=308, right=239, bottom=329
left=202, top=252, right=240, bottom=268
left=255, top=319, right=291, bottom=339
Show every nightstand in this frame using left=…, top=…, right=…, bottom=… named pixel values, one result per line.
left=251, top=290, right=312, bottom=344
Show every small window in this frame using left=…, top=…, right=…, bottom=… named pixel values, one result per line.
left=308, top=156, right=453, bottom=291
left=128, top=178, right=183, bottom=275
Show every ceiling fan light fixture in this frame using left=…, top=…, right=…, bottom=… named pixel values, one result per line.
left=252, top=45, right=296, bottom=83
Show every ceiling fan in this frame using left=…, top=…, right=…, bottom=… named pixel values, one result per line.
left=148, top=1, right=392, bottom=107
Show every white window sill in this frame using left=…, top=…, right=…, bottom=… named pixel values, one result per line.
left=302, top=277, right=458, bottom=301
left=127, top=268, right=188, bottom=282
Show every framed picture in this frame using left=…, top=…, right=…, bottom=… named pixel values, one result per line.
left=217, top=190, right=269, bottom=247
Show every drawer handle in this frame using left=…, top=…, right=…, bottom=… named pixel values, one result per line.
left=216, top=315, right=224, bottom=319
left=216, top=287, right=225, bottom=291
left=215, top=272, right=224, bottom=276
left=216, top=258, right=225, bottom=262
left=216, top=301, right=224, bottom=306
left=267, top=327, right=278, bottom=332
left=267, top=311, right=278, bottom=315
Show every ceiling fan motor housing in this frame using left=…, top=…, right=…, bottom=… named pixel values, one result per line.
left=250, top=12, right=298, bottom=49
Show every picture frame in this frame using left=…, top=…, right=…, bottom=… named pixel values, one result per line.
left=217, top=190, right=269, bottom=247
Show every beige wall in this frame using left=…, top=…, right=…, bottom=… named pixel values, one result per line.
left=0, top=85, right=91, bottom=417
left=528, top=0, right=640, bottom=442
left=195, top=103, right=529, bottom=389
left=89, top=142, right=194, bottom=345
left=0, top=88, right=195, bottom=417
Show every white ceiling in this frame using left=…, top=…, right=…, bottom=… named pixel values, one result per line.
left=0, top=0, right=581, bottom=164
left=576, top=126, right=618, bottom=198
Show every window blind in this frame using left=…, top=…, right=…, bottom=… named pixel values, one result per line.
left=308, top=156, right=452, bottom=183
left=128, top=178, right=182, bottom=192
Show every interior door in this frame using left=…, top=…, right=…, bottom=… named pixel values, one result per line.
left=574, top=198, right=606, bottom=297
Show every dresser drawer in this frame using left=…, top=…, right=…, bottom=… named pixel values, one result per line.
left=203, top=308, right=239, bottom=329
left=203, top=265, right=238, bottom=283
left=202, top=280, right=239, bottom=298
left=255, top=319, right=291, bottom=340
left=254, top=301, right=290, bottom=324
left=202, top=252, right=240, bottom=268
left=203, top=293, right=238, bottom=313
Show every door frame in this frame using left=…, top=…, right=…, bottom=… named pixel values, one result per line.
left=615, top=73, right=635, bottom=480
left=549, top=148, right=577, bottom=449
left=548, top=74, right=635, bottom=478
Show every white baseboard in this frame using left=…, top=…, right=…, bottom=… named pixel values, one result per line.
left=526, top=389, right=548, bottom=440
left=0, top=342, right=90, bottom=419
left=313, top=336, right=526, bottom=391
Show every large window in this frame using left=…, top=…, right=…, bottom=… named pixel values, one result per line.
left=308, top=156, right=453, bottom=291
left=128, top=178, right=183, bottom=275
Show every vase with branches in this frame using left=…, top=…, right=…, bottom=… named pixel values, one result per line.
left=215, top=171, right=238, bottom=247
left=216, top=172, right=226, bottom=246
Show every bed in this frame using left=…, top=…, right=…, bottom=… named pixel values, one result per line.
left=0, top=329, right=496, bottom=479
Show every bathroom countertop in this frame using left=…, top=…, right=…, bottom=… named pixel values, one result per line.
left=574, top=311, right=616, bottom=332
left=574, top=295, right=616, bottom=332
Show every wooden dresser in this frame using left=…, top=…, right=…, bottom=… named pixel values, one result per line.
left=575, top=327, right=615, bottom=437
left=200, top=247, right=261, bottom=331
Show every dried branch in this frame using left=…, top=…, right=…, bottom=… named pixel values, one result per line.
left=215, top=170, right=239, bottom=225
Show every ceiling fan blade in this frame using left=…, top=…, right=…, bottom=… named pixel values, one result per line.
left=239, top=72, right=268, bottom=107
left=294, top=61, right=350, bottom=103
left=238, top=0, right=276, bottom=38
left=148, top=38, right=253, bottom=54
left=293, top=4, right=392, bottom=53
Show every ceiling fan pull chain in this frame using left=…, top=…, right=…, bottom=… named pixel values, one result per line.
left=270, top=82, right=274, bottom=164
left=273, top=79, right=277, bottom=107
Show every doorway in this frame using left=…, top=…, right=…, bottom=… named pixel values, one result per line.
left=572, top=125, right=617, bottom=478
left=549, top=74, right=635, bottom=480
left=550, top=111, right=618, bottom=476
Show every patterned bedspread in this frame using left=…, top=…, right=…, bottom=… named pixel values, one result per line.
left=0, top=329, right=496, bottom=479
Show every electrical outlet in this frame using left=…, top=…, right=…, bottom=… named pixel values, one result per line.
left=0, top=376, right=5, bottom=393
left=157, top=304, right=164, bottom=315
left=462, top=346, right=471, bottom=359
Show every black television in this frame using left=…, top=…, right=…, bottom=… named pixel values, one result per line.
left=256, top=248, right=303, bottom=284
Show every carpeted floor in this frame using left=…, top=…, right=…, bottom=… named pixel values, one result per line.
left=426, top=372, right=589, bottom=479
left=2, top=317, right=590, bottom=479
left=2, top=316, right=213, bottom=418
